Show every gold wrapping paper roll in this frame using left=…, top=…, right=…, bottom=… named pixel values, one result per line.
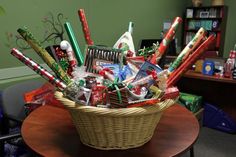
left=17, top=27, right=72, bottom=85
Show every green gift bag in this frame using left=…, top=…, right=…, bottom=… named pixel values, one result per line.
left=178, top=92, right=202, bottom=113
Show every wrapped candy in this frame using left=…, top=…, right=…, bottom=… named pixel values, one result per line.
left=94, top=65, right=115, bottom=82
left=90, top=85, right=107, bottom=106
left=63, top=83, right=92, bottom=106
left=161, top=87, right=179, bottom=100
left=128, top=86, right=148, bottom=100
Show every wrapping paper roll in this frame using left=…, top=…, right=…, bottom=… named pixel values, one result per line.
left=78, top=9, right=94, bottom=45
left=64, top=22, right=84, bottom=66
left=17, top=27, right=72, bottom=85
left=168, top=27, right=206, bottom=72
left=149, top=17, right=182, bottom=64
left=11, top=48, right=67, bottom=90
left=167, top=34, right=216, bottom=87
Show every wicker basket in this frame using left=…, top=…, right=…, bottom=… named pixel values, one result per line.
left=54, top=91, right=176, bottom=150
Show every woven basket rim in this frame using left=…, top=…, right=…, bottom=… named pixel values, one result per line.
left=54, top=91, right=176, bottom=117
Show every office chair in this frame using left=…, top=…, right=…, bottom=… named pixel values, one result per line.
left=0, top=79, right=45, bottom=156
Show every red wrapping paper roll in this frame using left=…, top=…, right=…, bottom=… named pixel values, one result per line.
left=78, top=9, right=94, bottom=45
left=11, top=48, right=67, bottom=90
left=149, top=17, right=182, bottom=64
left=167, top=34, right=216, bottom=87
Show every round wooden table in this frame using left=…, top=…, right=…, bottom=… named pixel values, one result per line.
left=21, top=104, right=199, bottom=157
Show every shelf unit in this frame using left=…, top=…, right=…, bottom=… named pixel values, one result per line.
left=177, top=70, right=236, bottom=122
left=182, top=5, right=228, bottom=57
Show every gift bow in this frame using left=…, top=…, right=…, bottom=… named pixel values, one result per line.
left=107, top=77, right=122, bottom=104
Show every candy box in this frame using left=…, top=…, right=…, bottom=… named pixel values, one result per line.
left=107, top=84, right=129, bottom=108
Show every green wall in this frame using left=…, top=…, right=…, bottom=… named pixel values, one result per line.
left=0, top=0, right=187, bottom=69
left=1, top=0, right=235, bottom=89
left=0, top=0, right=187, bottom=89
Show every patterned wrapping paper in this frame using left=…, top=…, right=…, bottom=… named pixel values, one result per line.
left=149, top=17, right=182, bottom=64
left=168, top=27, right=206, bottom=73
left=17, top=27, right=72, bottom=85
left=11, top=48, right=67, bottom=91
left=167, top=34, right=216, bottom=87
left=78, top=9, right=94, bottom=45
left=64, top=22, right=84, bottom=66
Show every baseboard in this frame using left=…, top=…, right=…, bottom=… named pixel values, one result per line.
left=0, top=64, right=51, bottom=84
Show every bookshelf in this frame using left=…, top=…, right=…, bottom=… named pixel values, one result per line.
left=183, top=5, right=228, bottom=57
left=177, top=70, right=236, bottom=122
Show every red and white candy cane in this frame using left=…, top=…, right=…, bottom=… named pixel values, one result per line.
left=11, top=48, right=67, bottom=90
left=78, top=9, right=94, bottom=45
left=93, top=65, right=115, bottom=82
left=149, top=17, right=182, bottom=64
left=60, top=40, right=77, bottom=77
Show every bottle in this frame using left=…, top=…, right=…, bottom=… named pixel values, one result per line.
left=224, top=59, right=233, bottom=78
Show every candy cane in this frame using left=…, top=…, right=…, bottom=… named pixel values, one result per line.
left=60, top=40, right=77, bottom=77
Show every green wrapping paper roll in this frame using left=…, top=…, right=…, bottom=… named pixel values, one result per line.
left=17, top=27, right=72, bottom=85
left=64, top=22, right=84, bottom=66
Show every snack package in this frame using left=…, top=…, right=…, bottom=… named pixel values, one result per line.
left=161, top=86, right=179, bottom=100
left=24, top=82, right=55, bottom=105
left=90, top=85, right=107, bottom=106
left=24, top=83, right=65, bottom=114
left=84, top=45, right=122, bottom=73
left=63, top=83, right=92, bottom=106
left=132, top=61, right=162, bottom=88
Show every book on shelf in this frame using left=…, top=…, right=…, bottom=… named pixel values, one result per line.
left=216, top=32, right=221, bottom=48
left=187, top=20, right=213, bottom=30
left=188, top=7, right=223, bottom=19
left=185, top=32, right=195, bottom=45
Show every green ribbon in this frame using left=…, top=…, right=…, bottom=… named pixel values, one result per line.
left=107, top=77, right=122, bottom=104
